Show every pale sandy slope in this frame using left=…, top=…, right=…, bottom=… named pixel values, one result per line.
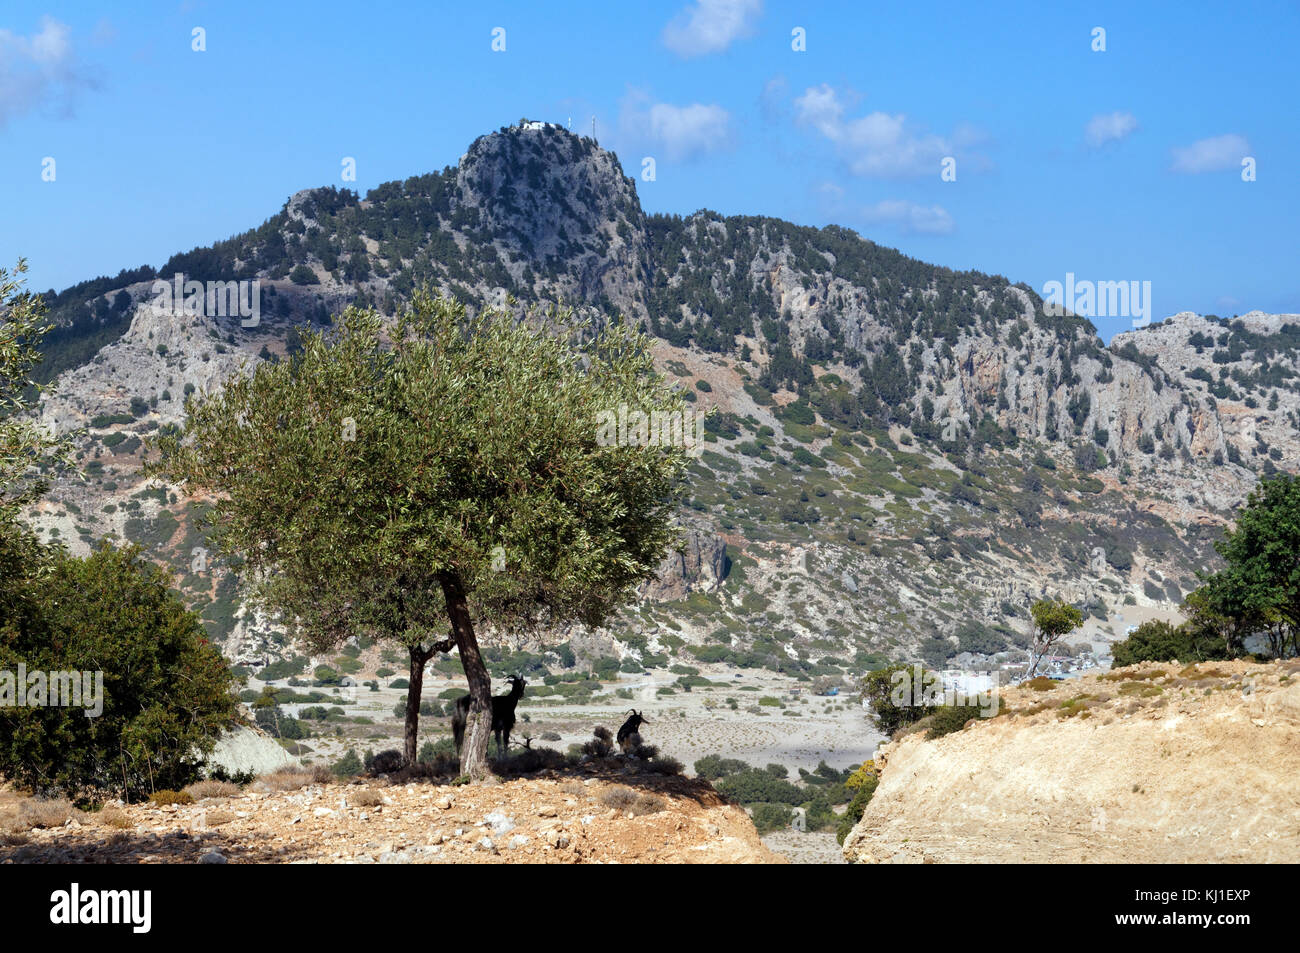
left=844, top=659, right=1300, bottom=863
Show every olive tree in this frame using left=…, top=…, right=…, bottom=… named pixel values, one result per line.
left=1, top=259, right=71, bottom=526
left=151, top=293, right=690, bottom=777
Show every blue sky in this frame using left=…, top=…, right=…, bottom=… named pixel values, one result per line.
left=3, top=0, right=1297, bottom=341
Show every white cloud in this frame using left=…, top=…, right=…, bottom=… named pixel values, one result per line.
left=1171, top=133, right=1251, bottom=173
left=645, top=102, right=733, bottom=159
left=662, top=0, right=763, bottom=58
left=1085, top=111, right=1138, bottom=148
left=859, top=199, right=954, bottom=235
left=793, top=83, right=951, bottom=178
left=0, top=16, right=90, bottom=126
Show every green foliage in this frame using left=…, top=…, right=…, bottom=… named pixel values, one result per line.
left=715, top=768, right=804, bottom=805
left=861, top=665, right=933, bottom=735
left=0, top=543, right=237, bottom=801
left=1026, top=599, right=1084, bottom=674
left=1193, top=474, right=1300, bottom=658
left=926, top=703, right=993, bottom=738
left=1, top=261, right=73, bottom=521
left=1111, top=619, right=1227, bottom=666
left=332, top=749, right=362, bottom=776
left=954, top=621, right=1007, bottom=656
left=254, top=704, right=308, bottom=739
left=694, top=754, right=750, bottom=780
left=836, top=773, right=878, bottom=845
left=750, top=802, right=793, bottom=833
left=258, top=656, right=307, bottom=681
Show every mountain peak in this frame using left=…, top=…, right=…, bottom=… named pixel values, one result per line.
left=452, top=119, right=647, bottom=315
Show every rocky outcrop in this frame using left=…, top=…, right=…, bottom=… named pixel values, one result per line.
left=640, top=528, right=730, bottom=601
left=204, top=726, right=299, bottom=778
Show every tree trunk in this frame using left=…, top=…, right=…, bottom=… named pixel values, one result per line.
left=404, top=643, right=434, bottom=766
left=1024, top=642, right=1040, bottom=679
left=440, top=571, right=493, bottom=780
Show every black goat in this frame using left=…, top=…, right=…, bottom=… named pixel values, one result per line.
left=452, top=675, right=526, bottom=760
left=616, top=709, right=649, bottom=754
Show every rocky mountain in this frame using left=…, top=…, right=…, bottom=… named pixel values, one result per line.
left=24, top=119, right=1300, bottom=682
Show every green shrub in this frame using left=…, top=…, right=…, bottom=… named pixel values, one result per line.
left=861, top=665, right=933, bottom=735
left=0, top=543, right=237, bottom=801
left=1111, top=620, right=1227, bottom=666
left=694, top=755, right=749, bottom=780
left=926, top=703, right=991, bottom=739
left=836, top=774, right=879, bottom=845
left=331, top=749, right=362, bottom=776
left=750, top=802, right=793, bottom=833
left=716, top=769, right=804, bottom=805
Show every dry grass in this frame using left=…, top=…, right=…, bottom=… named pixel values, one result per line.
left=259, top=769, right=322, bottom=792
left=184, top=779, right=241, bottom=800
left=632, top=793, right=668, bottom=815
left=10, top=798, right=81, bottom=829
left=350, top=788, right=384, bottom=808
left=96, top=805, right=132, bottom=829
left=593, top=786, right=667, bottom=815
left=148, top=789, right=194, bottom=806
left=1178, top=663, right=1229, bottom=680
left=1118, top=681, right=1165, bottom=698
left=1024, top=676, right=1056, bottom=692
left=1102, top=667, right=1166, bottom=683
left=1013, top=701, right=1053, bottom=717
left=599, top=786, right=638, bottom=812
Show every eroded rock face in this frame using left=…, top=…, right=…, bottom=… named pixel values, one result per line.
left=640, top=529, right=730, bottom=601
left=204, top=726, right=298, bottom=778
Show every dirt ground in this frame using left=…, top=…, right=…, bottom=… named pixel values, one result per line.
left=0, top=761, right=784, bottom=864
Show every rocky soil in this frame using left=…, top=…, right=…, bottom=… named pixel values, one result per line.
left=0, top=763, right=783, bottom=865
